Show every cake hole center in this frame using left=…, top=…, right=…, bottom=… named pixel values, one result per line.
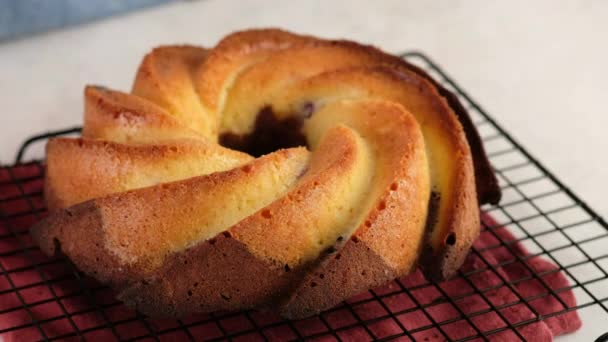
left=219, top=105, right=309, bottom=157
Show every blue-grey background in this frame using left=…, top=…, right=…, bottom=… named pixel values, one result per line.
left=0, top=0, right=171, bottom=41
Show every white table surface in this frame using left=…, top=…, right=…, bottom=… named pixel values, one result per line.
left=0, top=0, right=606, bottom=340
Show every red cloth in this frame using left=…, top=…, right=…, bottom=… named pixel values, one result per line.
left=0, top=163, right=581, bottom=341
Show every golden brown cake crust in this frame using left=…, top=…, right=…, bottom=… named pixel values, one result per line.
left=33, top=147, right=309, bottom=284
left=31, top=28, right=500, bottom=319
left=83, top=85, right=203, bottom=142
left=280, top=238, right=396, bottom=319
left=118, top=232, right=297, bottom=316
left=44, top=137, right=251, bottom=210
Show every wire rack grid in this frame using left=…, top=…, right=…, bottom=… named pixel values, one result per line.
left=0, top=52, right=607, bottom=341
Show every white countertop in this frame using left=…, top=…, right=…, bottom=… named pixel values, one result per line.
left=0, top=0, right=606, bottom=340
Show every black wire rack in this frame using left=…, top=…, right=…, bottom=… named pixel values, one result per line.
left=1, top=52, right=607, bottom=341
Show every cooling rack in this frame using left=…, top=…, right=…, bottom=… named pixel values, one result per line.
left=1, top=52, right=607, bottom=341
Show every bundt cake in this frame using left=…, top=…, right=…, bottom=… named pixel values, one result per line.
left=31, top=28, right=500, bottom=319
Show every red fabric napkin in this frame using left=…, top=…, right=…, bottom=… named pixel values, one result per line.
left=0, top=163, right=582, bottom=341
